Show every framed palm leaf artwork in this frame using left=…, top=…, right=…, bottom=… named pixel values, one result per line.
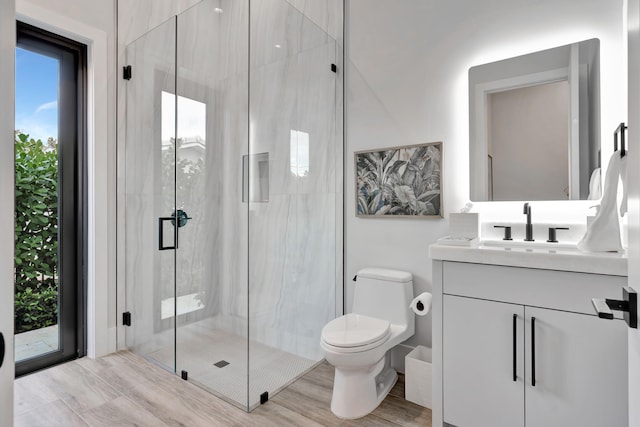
left=355, top=142, right=442, bottom=217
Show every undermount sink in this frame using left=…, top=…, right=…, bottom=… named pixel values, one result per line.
left=481, top=239, right=578, bottom=251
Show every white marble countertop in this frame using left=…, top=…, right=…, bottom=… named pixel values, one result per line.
left=429, top=243, right=628, bottom=276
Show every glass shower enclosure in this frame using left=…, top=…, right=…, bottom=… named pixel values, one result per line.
left=124, top=0, right=342, bottom=411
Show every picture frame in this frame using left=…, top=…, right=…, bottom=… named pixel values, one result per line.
left=355, top=141, right=443, bottom=218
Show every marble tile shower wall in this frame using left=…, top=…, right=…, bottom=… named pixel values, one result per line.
left=249, top=1, right=341, bottom=361
left=284, top=0, right=343, bottom=41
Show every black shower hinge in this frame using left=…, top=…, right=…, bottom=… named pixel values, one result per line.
left=260, top=391, right=269, bottom=404
left=331, top=63, right=337, bottom=73
left=122, top=311, right=131, bottom=326
left=181, top=370, right=188, bottom=380
left=123, top=65, right=132, bottom=80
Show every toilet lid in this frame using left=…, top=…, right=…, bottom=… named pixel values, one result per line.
left=322, top=313, right=390, bottom=348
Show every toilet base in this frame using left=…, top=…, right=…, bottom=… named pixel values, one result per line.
left=330, top=357, right=398, bottom=419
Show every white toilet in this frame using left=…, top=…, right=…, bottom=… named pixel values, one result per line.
left=321, top=267, right=415, bottom=419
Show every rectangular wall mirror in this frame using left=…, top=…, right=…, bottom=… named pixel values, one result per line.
left=469, top=39, right=600, bottom=201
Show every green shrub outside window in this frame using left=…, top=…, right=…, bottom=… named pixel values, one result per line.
left=14, top=132, right=59, bottom=333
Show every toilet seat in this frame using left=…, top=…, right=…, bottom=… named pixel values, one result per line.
left=322, top=313, right=390, bottom=350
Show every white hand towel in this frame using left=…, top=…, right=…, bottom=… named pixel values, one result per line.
left=619, top=154, right=628, bottom=216
left=577, top=152, right=624, bottom=252
left=587, top=167, right=601, bottom=200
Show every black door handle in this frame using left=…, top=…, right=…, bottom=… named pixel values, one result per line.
left=159, top=210, right=192, bottom=251
left=0, top=332, right=5, bottom=368
left=592, top=287, right=637, bottom=329
left=531, top=317, right=536, bottom=387
left=158, top=217, right=177, bottom=250
left=513, top=314, right=517, bottom=381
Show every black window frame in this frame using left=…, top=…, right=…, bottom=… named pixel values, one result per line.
left=15, top=21, right=87, bottom=377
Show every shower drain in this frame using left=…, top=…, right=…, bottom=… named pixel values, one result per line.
left=214, top=360, right=230, bottom=368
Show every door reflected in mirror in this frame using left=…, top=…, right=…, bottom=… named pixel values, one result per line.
left=469, top=39, right=600, bottom=201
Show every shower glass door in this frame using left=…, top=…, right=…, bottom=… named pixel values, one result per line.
left=124, top=0, right=342, bottom=412
left=124, top=17, right=177, bottom=371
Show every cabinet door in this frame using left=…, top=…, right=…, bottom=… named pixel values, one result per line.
left=525, top=307, right=628, bottom=427
left=443, top=295, right=525, bottom=427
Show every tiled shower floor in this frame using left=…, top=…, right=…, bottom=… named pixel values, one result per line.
left=145, top=319, right=318, bottom=410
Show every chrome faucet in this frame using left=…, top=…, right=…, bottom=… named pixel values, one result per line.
left=523, top=202, right=534, bottom=241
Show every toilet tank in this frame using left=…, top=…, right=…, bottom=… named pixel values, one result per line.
left=352, top=268, right=414, bottom=326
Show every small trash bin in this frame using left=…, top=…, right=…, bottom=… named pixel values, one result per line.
left=405, top=345, right=432, bottom=408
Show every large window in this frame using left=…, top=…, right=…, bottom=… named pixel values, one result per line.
left=14, top=22, right=86, bottom=376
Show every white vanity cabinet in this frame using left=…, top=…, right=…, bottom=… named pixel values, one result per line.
left=432, top=257, right=628, bottom=427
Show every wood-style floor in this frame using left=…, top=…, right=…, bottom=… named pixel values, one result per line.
left=14, top=351, right=432, bottom=426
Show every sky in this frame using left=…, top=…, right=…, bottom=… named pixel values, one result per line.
left=15, top=47, right=59, bottom=143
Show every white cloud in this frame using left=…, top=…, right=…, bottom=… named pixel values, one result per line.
left=15, top=100, right=58, bottom=142
left=15, top=117, right=57, bottom=142
left=35, top=100, right=57, bottom=114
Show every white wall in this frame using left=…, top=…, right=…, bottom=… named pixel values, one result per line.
left=346, top=0, right=626, bottom=350
left=0, top=0, right=15, bottom=422
left=16, top=0, right=117, bottom=357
